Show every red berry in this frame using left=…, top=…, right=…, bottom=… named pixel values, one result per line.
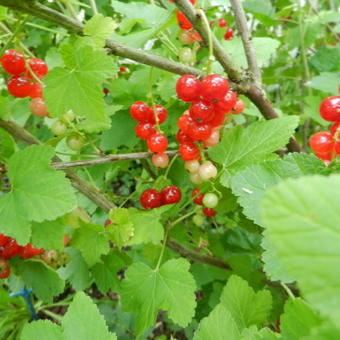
left=135, top=122, right=156, bottom=140
left=315, top=150, right=333, bottom=162
left=104, top=219, right=112, bottom=227
left=151, top=105, right=167, bottom=124
left=140, top=189, right=162, bottom=209
left=26, top=58, right=48, bottom=79
left=119, top=66, right=127, bottom=73
left=103, top=88, right=109, bottom=96
left=64, top=234, right=70, bottom=246
left=176, top=75, right=201, bottom=102
left=30, top=97, right=49, bottom=117
left=224, top=28, right=234, bottom=40
left=152, top=153, right=169, bottom=168
left=1, top=49, right=26, bottom=75
left=189, top=100, right=215, bottom=123
left=309, top=132, right=334, bottom=153
left=1, top=239, right=20, bottom=259
left=334, top=141, right=340, bottom=155
left=147, top=133, right=168, bottom=153
left=176, top=130, right=192, bottom=144
left=188, top=122, right=212, bottom=141
left=161, top=185, right=182, bottom=205
left=209, top=110, right=226, bottom=127
left=179, top=142, right=200, bottom=161
left=204, top=129, right=220, bottom=147
left=330, top=122, right=340, bottom=137
left=192, top=188, right=204, bottom=205
left=0, top=234, right=11, bottom=247
left=188, top=31, right=203, bottom=42
left=218, top=18, right=227, bottom=28
left=0, top=258, right=10, bottom=279
left=214, top=91, right=237, bottom=114
left=231, top=99, right=245, bottom=114
left=177, top=114, right=194, bottom=133
left=200, top=74, right=229, bottom=101
left=29, top=83, right=43, bottom=98
left=7, top=76, right=33, bottom=98
left=177, top=11, right=193, bottom=30
left=179, top=30, right=195, bottom=44
left=130, top=101, right=153, bottom=122
left=203, top=207, right=217, bottom=217
left=20, top=244, right=42, bottom=259
left=319, top=96, right=340, bottom=122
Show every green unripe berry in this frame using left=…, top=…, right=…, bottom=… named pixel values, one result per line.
left=66, top=134, right=86, bottom=151
left=179, top=47, right=194, bottom=64
left=51, top=120, right=67, bottom=136
left=61, top=110, right=76, bottom=123
left=192, top=214, right=205, bottom=227
left=202, top=192, right=219, bottom=208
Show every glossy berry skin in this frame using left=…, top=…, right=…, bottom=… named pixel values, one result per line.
left=161, top=185, right=182, bottom=205
left=315, top=150, right=333, bottom=162
left=192, top=214, right=205, bottom=227
left=184, top=160, right=200, bottom=173
left=209, top=111, right=225, bottom=127
left=176, top=130, right=192, bottom=144
left=152, top=153, right=169, bottom=168
left=189, top=172, right=203, bottom=184
left=179, top=47, right=194, bottom=64
left=0, top=234, right=10, bottom=247
left=192, top=187, right=204, bottom=205
left=51, top=120, right=67, bottom=136
left=177, top=11, right=193, bottom=30
left=1, top=49, right=26, bottom=75
left=309, top=132, right=334, bottom=153
left=26, top=58, right=48, bottom=79
left=189, top=31, right=202, bottom=42
left=319, top=96, right=340, bottom=122
left=198, top=161, right=218, bottom=181
left=20, top=244, right=42, bottom=259
left=231, top=99, right=245, bottom=114
left=1, top=239, right=20, bottom=259
left=188, top=123, right=212, bottom=141
left=214, top=91, right=237, bottom=114
left=140, top=189, right=162, bottom=209
left=203, top=193, right=219, bottom=208
left=30, top=83, right=43, bottom=98
left=177, top=114, right=194, bottom=133
left=224, top=28, right=234, bottom=40
left=130, top=101, right=152, bottom=122
left=0, top=258, right=10, bottom=279
left=151, top=105, right=167, bottom=124
left=135, top=122, right=156, bottom=140
left=7, top=76, right=32, bottom=98
left=203, top=207, right=217, bottom=217
left=179, top=142, right=200, bottom=161
left=330, top=122, right=340, bottom=137
left=30, top=98, right=49, bottom=117
left=66, top=134, right=86, bottom=151
left=147, top=133, right=168, bottom=153
left=200, top=74, right=229, bottom=101
left=218, top=18, right=227, bottom=27
left=176, top=75, right=201, bottom=102
left=204, top=129, right=220, bottom=147
left=189, top=100, right=215, bottom=123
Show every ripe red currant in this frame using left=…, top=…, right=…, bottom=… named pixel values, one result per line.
left=176, top=75, right=201, bottom=102
left=179, top=142, right=200, bottom=161
left=0, top=234, right=10, bottom=247
left=130, top=101, right=153, bottom=122
left=0, top=258, right=10, bottom=279
left=1, top=239, right=20, bottom=259
left=30, top=97, right=49, bottom=117
left=188, top=122, right=212, bottom=141
left=177, top=114, right=194, bottom=133
left=29, top=83, right=43, bottom=98
left=7, top=76, right=33, bottom=98
left=200, top=74, right=229, bottom=101
left=189, top=100, right=215, bottom=123
left=140, top=189, right=162, bottom=209
left=177, top=11, right=193, bottom=30
left=214, top=91, right=237, bottom=114
left=319, top=96, right=340, bottom=122
left=203, top=207, right=217, bottom=217
left=135, top=122, right=156, bottom=140
left=315, top=150, right=333, bottom=162
left=209, top=110, right=225, bottom=127
left=330, top=122, right=340, bottom=137
left=20, top=244, right=42, bottom=259
left=119, top=66, right=127, bottom=73
left=161, top=185, right=182, bottom=205
left=152, top=153, right=169, bottom=168
left=26, top=58, right=48, bottom=79
left=176, top=130, right=193, bottom=144
left=189, top=31, right=202, bottom=42
left=309, top=132, right=334, bottom=153
left=151, top=105, right=167, bottom=124
left=1, top=49, right=26, bottom=75
left=231, top=99, right=245, bottom=114
left=192, top=187, right=204, bottom=205
left=224, top=28, right=234, bottom=40
left=147, top=133, right=168, bottom=153
left=218, top=18, right=227, bottom=28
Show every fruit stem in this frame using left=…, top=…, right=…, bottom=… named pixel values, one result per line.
left=89, top=0, right=98, bottom=15
left=25, top=61, right=43, bottom=85
left=147, top=67, right=162, bottom=132
left=170, top=209, right=196, bottom=228
left=155, top=229, right=169, bottom=271
left=164, top=154, right=178, bottom=178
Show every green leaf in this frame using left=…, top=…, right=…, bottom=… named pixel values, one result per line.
left=0, top=145, right=76, bottom=244
left=15, top=259, right=65, bottom=303
left=62, top=292, right=116, bottom=340
left=220, top=275, right=272, bottom=330
left=120, top=258, right=197, bottom=335
left=310, top=46, right=340, bottom=72
left=280, top=298, right=323, bottom=340
left=209, top=116, right=299, bottom=175
left=193, top=304, right=241, bottom=340
left=308, top=72, right=340, bottom=94
left=261, top=175, right=340, bottom=322
left=71, top=221, right=110, bottom=266
left=242, top=327, right=281, bottom=340
left=21, top=320, right=64, bottom=340
left=45, top=43, right=116, bottom=132
left=31, top=219, right=65, bottom=250
left=230, top=154, right=324, bottom=225
left=84, top=14, right=117, bottom=48
left=0, top=128, right=16, bottom=161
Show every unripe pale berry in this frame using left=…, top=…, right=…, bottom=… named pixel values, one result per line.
left=179, top=47, right=194, bottom=63
left=204, top=129, right=220, bottom=147
left=184, top=160, right=200, bottom=173
left=51, top=120, right=67, bottom=136
left=61, top=110, right=76, bottom=123
left=152, top=153, right=169, bottom=168
left=66, top=134, right=86, bottom=151
left=189, top=172, right=203, bottom=184
left=192, top=214, right=205, bottom=227
left=198, top=161, right=217, bottom=181
left=202, top=192, right=219, bottom=208
left=30, top=97, right=49, bottom=117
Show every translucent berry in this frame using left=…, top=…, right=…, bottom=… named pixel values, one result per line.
left=179, top=142, right=200, bottom=161
left=177, top=11, right=193, bottom=30
left=147, top=133, right=168, bottom=153
left=66, top=134, right=86, bottom=151
left=1, top=49, right=26, bottom=75
left=330, top=122, right=340, bottom=137
left=51, top=120, right=67, bottom=136
left=176, top=75, right=201, bottom=102
left=135, top=122, right=156, bottom=140
left=203, top=192, right=219, bottom=208
left=209, top=111, right=226, bottom=127
left=224, top=28, right=234, bottom=40
left=0, top=258, right=10, bottom=279
left=179, top=47, right=194, bottom=63
left=188, top=122, right=212, bottom=141
left=30, top=97, right=49, bottom=117
left=152, top=153, right=169, bottom=168
left=231, top=99, right=245, bottom=114
left=214, top=91, right=237, bottom=114
left=218, top=18, right=227, bottom=27
left=200, top=74, right=229, bottom=101
left=184, top=160, right=200, bottom=173
left=26, top=58, right=48, bottom=79
left=179, top=30, right=195, bottom=44
left=193, top=214, right=205, bottom=226
left=189, top=172, right=203, bottom=184
left=161, top=185, right=182, bottom=205
left=1, top=239, right=20, bottom=259
left=29, top=83, right=43, bottom=98
left=309, top=132, right=334, bottom=153
left=204, top=129, right=220, bottom=147
left=319, top=96, right=340, bottom=122
left=7, top=76, right=33, bottom=98
left=151, top=105, right=167, bottom=124
left=140, top=189, right=162, bottom=209
left=176, top=130, right=192, bottom=144
left=198, top=161, right=218, bottom=181
left=189, top=100, right=215, bottom=123
left=130, top=101, right=153, bottom=122
left=192, top=187, right=204, bottom=205
left=177, top=114, right=194, bottom=133
left=203, top=207, right=217, bottom=217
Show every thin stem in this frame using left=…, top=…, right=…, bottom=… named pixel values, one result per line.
left=89, top=0, right=98, bottom=15
left=64, top=1, right=80, bottom=22
left=170, top=209, right=196, bottom=228
left=164, top=153, right=178, bottom=178
left=155, top=229, right=169, bottom=271
left=281, top=282, right=295, bottom=299
left=42, top=309, right=63, bottom=322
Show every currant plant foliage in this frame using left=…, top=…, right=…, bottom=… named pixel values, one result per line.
left=0, top=0, right=339, bottom=339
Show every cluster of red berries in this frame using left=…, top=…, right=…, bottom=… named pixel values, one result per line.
left=217, top=18, right=234, bottom=40
left=309, top=94, right=340, bottom=162
left=0, top=233, right=43, bottom=279
left=1, top=49, right=49, bottom=117
left=130, top=101, right=171, bottom=168
left=192, top=187, right=219, bottom=217
left=140, top=185, right=182, bottom=209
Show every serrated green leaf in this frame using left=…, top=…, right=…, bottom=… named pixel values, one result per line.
left=15, top=259, right=65, bottom=303
left=71, top=221, right=110, bottom=266
left=262, top=175, right=340, bottom=322
left=21, top=320, right=64, bottom=340
left=62, top=292, right=116, bottom=340
left=31, top=219, right=65, bottom=250
left=308, top=72, right=340, bottom=94
left=209, top=116, right=299, bottom=175
left=84, top=14, right=117, bottom=48
left=0, top=145, right=76, bottom=244
left=45, top=44, right=116, bottom=132
left=0, top=128, right=16, bottom=161
left=120, top=258, right=196, bottom=335
left=230, top=153, right=324, bottom=226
